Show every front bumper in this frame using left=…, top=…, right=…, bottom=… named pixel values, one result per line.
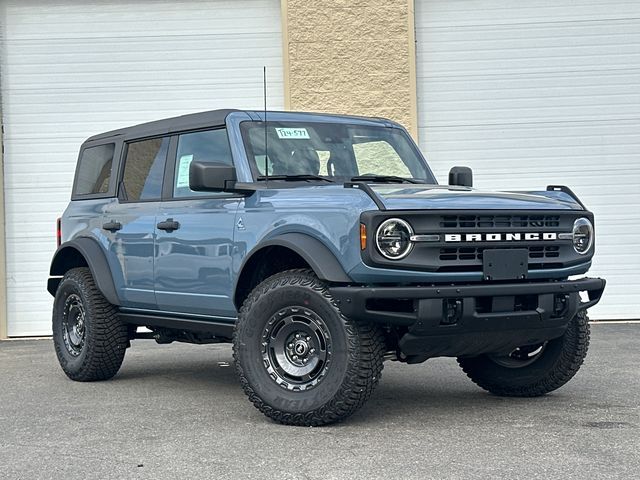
left=330, top=277, right=605, bottom=359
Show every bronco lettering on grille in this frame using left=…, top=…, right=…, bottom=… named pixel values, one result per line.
left=444, top=232, right=558, bottom=242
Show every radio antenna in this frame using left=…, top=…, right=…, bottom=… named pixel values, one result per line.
left=263, top=66, right=268, bottom=183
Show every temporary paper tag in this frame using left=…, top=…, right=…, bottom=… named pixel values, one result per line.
left=275, top=127, right=310, bottom=139
left=176, top=154, right=194, bottom=188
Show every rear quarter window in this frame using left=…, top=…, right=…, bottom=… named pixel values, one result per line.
left=73, top=143, right=116, bottom=197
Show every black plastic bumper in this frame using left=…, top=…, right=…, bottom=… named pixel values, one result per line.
left=330, top=277, right=605, bottom=358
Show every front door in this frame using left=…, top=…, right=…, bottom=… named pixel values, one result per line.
left=154, top=128, right=240, bottom=318
left=102, top=136, right=169, bottom=309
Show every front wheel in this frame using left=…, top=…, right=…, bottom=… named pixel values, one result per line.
left=457, top=311, right=590, bottom=397
left=233, top=269, right=385, bottom=426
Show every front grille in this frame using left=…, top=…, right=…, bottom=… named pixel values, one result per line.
left=362, top=209, right=590, bottom=274
left=440, top=245, right=560, bottom=262
left=430, top=213, right=573, bottom=272
left=440, top=214, right=561, bottom=229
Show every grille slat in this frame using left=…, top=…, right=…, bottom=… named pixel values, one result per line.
left=440, top=214, right=560, bottom=229
left=438, top=246, right=562, bottom=262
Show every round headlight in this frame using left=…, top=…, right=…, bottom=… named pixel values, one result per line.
left=573, top=217, right=593, bottom=254
left=376, top=218, right=414, bottom=260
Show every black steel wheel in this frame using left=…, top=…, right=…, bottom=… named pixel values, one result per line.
left=262, top=306, right=332, bottom=391
left=458, top=311, right=590, bottom=397
left=52, top=267, right=128, bottom=381
left=487, top=342, right=547, bottom=369
left=61, top=293, right=87, bottom=357
left=234, top=269, right=385, bottom=426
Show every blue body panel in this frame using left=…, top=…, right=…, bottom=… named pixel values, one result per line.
left=102, top=199, right=159, bottom=308
left=233, top=186, right=377, bottom=292
left=369, top=185, right=583, bottom=211
left=59, top=110, right=594, bottom=318
left=155, top=197, right=240, bottom=316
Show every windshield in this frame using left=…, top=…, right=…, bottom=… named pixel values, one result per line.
left=240, top=121, right=435, bottom=183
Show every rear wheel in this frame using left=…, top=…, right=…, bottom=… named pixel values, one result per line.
left=233, top=269, right=385, bottom=426
left=457, top=311, right=590, bottom=397
left=52, top=267, right=128, bottom=381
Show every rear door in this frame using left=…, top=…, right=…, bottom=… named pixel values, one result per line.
left=154, top=128, right=240, bottom=317
left=102, top=136, right=169, bottom=309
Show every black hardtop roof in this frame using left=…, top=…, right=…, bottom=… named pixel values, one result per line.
left=85, top=109, right=240, bottom=143
left=84, top=109, right=398, bottom=144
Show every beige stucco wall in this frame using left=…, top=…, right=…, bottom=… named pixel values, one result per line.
left=282, top=0, right=418, bottom=140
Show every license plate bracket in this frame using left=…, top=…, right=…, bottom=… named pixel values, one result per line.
left=483, top=249, right=528, bottom=281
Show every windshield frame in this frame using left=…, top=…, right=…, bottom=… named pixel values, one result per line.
left=239, top=120, right=437, bottom=184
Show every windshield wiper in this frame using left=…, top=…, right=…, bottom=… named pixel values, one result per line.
left=256, top=174, right=333, bottom=182
left=350, top=175, right=422, bottom=184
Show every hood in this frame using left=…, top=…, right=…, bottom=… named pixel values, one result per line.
left=368, top=184, right=583, bottom=211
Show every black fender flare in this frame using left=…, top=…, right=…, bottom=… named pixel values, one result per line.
left=236, top=232, right=352, bottom=292
left=48, top=237, right=121, bottom=306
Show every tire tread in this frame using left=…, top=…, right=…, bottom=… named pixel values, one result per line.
left=53, top=267, right=127, bottom=382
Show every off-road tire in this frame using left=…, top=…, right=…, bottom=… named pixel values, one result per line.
left=52, top=267, right=128, bottom=381
left=233, top=269, right=385, bottom=426
left=457, top=310, right=590, bottom=397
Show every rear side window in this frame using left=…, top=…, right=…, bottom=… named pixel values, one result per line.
left=121, top=137, right=170, bottom=202
left=74, top=143, right=115, bottom=196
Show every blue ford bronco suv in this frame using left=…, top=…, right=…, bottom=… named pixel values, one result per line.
left=48, top=109, right=605, bottom=426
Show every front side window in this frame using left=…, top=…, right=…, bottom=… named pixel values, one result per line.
left=240, top=121, right=434, bottom=182
left=173, top=128, right=233, bottom=198
left=121, top=137, right=169, bottom=202
left=74, top=143, right=115, bottom=196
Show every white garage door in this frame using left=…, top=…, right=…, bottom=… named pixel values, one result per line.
left=416, top=0, right=640, bottom=319
left=1, top=0, right=284, bottom=336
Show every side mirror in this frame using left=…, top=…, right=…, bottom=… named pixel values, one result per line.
left=448, top=166, right=473, bottom=187
left=189, top=161, right=238, bottom=192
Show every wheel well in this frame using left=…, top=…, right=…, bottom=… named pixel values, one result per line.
left=49, top=239, right=121, bottom=305
left=50, top=246, right=89, bottom=276
left=234, top=246, right=311, bottom=309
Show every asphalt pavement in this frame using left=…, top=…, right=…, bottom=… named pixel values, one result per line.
left=0, top=323, right=638, bottom=479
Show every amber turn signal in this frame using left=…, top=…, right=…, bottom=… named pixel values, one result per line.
left=360, top=223, right=367, bottom=250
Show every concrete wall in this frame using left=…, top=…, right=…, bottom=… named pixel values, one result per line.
left=282, top=0, right=418, bottom=139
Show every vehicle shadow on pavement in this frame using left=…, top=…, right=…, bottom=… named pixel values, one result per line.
left=112, top=344, right=567, bottom=425
left=115, top=345, right=240, bottom=388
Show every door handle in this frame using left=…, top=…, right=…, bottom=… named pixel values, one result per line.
left=102, top=220, right=122, bottom=232
left=157, top=218, right=180, bottom=232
